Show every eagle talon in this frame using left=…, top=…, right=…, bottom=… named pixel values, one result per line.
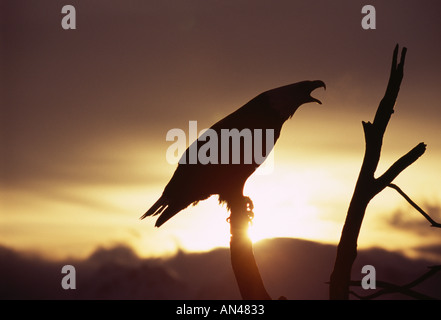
left=247, top=210, right=254, bottom=225
left=244, top=196, right=254, bottom=211
left=243, top=196, right=254, bottom=224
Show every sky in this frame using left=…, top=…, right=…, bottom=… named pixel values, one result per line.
left=1, top=0, right=441, bottom=262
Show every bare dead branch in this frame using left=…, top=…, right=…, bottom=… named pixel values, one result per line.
left=388, top=184, right=441, bottom=228
left=349, top=265, right=441, bottom=300
left=373, top=45, right=406, bottom=138
left=329, top=45, right=426, bottom=300
left=350, top=282, right=436, bottom=300
left=376, top=143, right=426, bottom=192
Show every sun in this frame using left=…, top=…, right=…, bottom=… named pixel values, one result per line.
left=247, top=198, right=321, bottom=244
left=243, top=165, right=338, bottom=244
left=132, top=162, right=342, bottom=258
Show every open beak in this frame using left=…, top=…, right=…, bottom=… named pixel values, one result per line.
left=308, top=80, right=326, bottom=105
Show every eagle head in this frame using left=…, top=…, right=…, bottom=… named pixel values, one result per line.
left=265, top=80, right=326, bottom=119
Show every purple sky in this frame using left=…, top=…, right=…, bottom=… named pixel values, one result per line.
left=2, top=0, right=441, bottom=259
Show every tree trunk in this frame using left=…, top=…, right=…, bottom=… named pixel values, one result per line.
left=329, top=45, right=426, bottom=299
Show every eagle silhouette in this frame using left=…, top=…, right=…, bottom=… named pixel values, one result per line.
left=141, top=80, right=326, bottom=227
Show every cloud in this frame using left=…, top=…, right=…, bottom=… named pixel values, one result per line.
left=1, top=238, right=440, bottom=300
left=385, top=203, right=441, bottom=236
left=388, top=210, right=434, bottom=235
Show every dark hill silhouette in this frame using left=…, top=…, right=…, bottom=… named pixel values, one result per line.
left=1, top=238, right=440, bottom=300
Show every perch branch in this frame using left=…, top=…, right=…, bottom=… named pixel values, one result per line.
left=229, top=196, right=271, bottom=300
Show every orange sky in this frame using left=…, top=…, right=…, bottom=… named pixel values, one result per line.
left=2, top=0, right=441, bottom=261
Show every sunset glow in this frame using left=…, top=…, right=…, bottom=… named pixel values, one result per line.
left=2, top=1, right=441, bottom=271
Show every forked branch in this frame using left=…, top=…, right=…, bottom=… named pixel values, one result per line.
left=329, top=45, right=427, bottom=300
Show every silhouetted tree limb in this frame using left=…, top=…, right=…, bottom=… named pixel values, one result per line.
left=349, top=265, right=441, bottom=300
left=350, top=281, right=435, bottom=300
left=329, top=45, right=427, bottom=300
left=376, top=143, right=426, bottom=191
left=229, top=196, right=271, bottom=300
left=388, top=184, right=441, bottom=228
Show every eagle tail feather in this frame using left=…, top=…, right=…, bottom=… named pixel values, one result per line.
left=154, top=205, right=181, bottom=227
left=140, top=195, right=168, bottom=220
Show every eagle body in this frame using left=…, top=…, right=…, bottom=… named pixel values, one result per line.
left=142, top=80, right=325, bottom=227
